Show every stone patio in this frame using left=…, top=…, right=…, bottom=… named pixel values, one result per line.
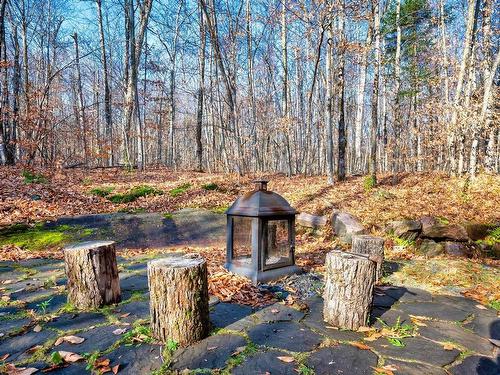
left=0, top=255, right=499, bottom=374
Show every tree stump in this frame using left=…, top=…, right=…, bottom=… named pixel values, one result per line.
left=352, top=235, right=385, bottom=281
left=64, top=241, right=121, bottom=309
left=148, top=254, right=209, bottom=346
left=323, top=250, right=376, bottom=330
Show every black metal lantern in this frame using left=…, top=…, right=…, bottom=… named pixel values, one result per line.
left=225, top=179, right=300, bottom=284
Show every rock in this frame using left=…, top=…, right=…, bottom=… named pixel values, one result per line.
left=210, top=303, right=253, bottom=329
left=420, top=217, right=469, bottom=241
left=107, top=344, right=162, bottom=374
left=397, top=301, right=471, bottom=321
left=449, top=355, right=499, bottom=375
left=384, top=359, right=447, bottom=375
left=331, top=211, right=366, bottom=244
left=306, top=345, right=378, bottom=375
left=296, top=212, right=327, bottom=228
left=465, top=223, right=497, bottom=241
left=232, top=350, right=297, bottom=375
left=417, top=239, right=444, bottom=257
left=443, top=241, right=469, bottom=257
left=385, top=220, right=422, bottom=240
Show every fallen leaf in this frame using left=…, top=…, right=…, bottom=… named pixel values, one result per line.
left=207, top=346, right=218, bottom=350
left=0, top=353, right=9, bottom=361
left=26, top=345, right=42, bottom=354
left=351, top=342, right=371, bottom=350
left=475, top=304, right=487, bottom=310
left=33, top=325, right=42, bottom=333
left=277, top=356, right=294, bottom=363
left=372, top=364, right=397, bottom=375
left=95, top=358, right=110, bottom=367
left=112, top=328, right=127, bottom=335
left=489, top=339, right=500, bottom=347
left=119, top=313, right=130, bottom=318
left=5, top=364, right=38, bottom=375
left=357, top=326, right=371, bottom=332
left=231, top=346, right=245, bottom=356
left=58, top=351, right=84, bottom=363
left=112, top=364, right=120, bottom=374
left=271, top=309, right=280, bottom=314
left=100, top=366, right=112, bottom=373
left=55, top=336, right=85, bottom=346
left=443, top=343, right=455, bottom=351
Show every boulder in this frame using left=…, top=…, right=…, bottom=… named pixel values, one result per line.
left=443, top=242, right=469, bottom=257
left=417, top=239, right=444, bottom=257
left=420, top=217, right=469, bottom=242
left=385, top=220, right=421, bottom=240
left=464, top=223, right=497, bottom=241
left=296, top=212, right=327, bottom=229
left=331, top=211, right=366, bottom=244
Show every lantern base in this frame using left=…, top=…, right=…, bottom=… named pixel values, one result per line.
left=225, top=262, right=302, bottom=285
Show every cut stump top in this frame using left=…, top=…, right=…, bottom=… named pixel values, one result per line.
left=327, top=249, right=371, bottom=262
left=64, top=241, right=115, bottom=251
left=148, top=254, right=205, bottom=269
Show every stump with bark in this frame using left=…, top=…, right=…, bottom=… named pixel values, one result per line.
left=64, top=241, right=121, bottom=309
left=323, top=250, right=376, bottom=330
left=148, top=254, right=209, bottom=346
left=352, top=235, right=385, bottom=281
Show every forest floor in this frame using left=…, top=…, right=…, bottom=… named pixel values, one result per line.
left=0, top=166, right=499, bottom=307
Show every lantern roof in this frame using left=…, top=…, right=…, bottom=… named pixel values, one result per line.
left=226, top=179, right=296, bottom=217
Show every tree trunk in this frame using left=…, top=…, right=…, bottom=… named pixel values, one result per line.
left=196, top=5, right=205, bottom=172
left=323, top=250, right=376, bottom=330
left=325, top=5, right=334, bottom=185
left=337, top=7, right=346, bottom=182
left=369, top=0, right=380, bottom=185
left=148, top=254, right=209, bottom=346
left=352, top=234, right=385, bottom=281
left=64, top=241, right=121, bottom=309
left=72, top=33, right=88, bottom=167
left=96, top=0, right=113, bottom=166
left=392, top=0, right=402, bottom=184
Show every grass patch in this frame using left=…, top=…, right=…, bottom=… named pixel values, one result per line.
left=163, top=212, right=173, bottom=219
left=22, top=170, right=47, bottom=184
left=108, top=185, right=163, bottom=203
left=0, top=223, right=93, bottom=251
left=363, top=175, right=376, bottom=191
left=488, top=300, right=500, bottom=311
left=89, top=186, right=114, bottom=197
left=210, top=205, right=229, bottom=214
left=202, top=182, right=219, bottom=191
left=169, top=183, right=192, bottom=197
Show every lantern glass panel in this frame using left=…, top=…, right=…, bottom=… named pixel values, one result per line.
left=232, top=216, right=252, bottom=266
left=264, top=220, right=290, bottom=267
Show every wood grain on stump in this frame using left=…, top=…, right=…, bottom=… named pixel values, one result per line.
left=64, top=241, right=121, bottom=309
left=323, top=250, right=376, bottom=330
left=148, top=254, right=209, bottom=346
left=352, top=235, right=385, bottom=281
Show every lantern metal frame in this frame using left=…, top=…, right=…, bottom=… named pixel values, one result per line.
left=225, top=180, right=300, bottom=284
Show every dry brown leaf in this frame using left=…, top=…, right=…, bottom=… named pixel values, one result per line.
left=475, top=304, right=487, bottom=310
left=112, top=364, right=120, bottom=374
left=277, top=356, right=295, bottom=363
left=443, top=343, right=455, bottom=351
left=357, top=326, right=372, bottom=332
left=5, top=364, right=39, bottom=375
left=119, top=313, right=130, bottom=318
left=58, top=351, right=84, bottom=363
left=112, top=328, right=127, bottom=335
left=95, top=358, right=111, bottom=367
left=55, top=336, right=84, bottom=346
left=231, top=346, right=246, bottom=356
left=351, top=342, right=371, bottom=350
left=372, top=364, right=397, bottom=375
left=33, top=325, right=42, bottom=333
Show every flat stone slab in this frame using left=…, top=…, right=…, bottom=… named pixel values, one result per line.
left=171, top=334, right=246, bottom=370
left=449, top=355, right=500, bottom=375
left=432, top=295, right=496, bottom=316
left=52, top=325, right=122, bottom=354
left=0, top=317, right=31, bottom=336
left=306, top=345, right=378, bottom=375
left=46, top=209, right=225, bottom=249
left=29, top=362, right=90, bottom=374
left=247, top=321, right=322, bottom=352
left=120, top=274, right=149, bottom=291
left=0, top=329, right=56, bottom=361
left=368, top=337, right=459, bottom=366
left=381, top=286, right=433, bottom=303
left=116, top=301, right=150, bottom=322
left=398, top=301, right=471, bottom=321
left=302, top=297, right=363, bottom=342
left=107, top=344, right=162, bottom=374
left=384, top=358, right=447, bottom=375
left=210, top=302, right=254, bottom=329
left=417, top=320, right=494, bottom=355
left=370, top=307, right=411, bottom=328
left=47, top=312, right=107, bottom=331
left=231, top=350, right=298, bottom=375
left=252, top=303, right=305, bottom=323
left=26, top=294, right=67, bottom=314
left=464, top=314, right=500, bottom=340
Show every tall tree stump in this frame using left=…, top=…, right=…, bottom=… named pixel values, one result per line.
left=352, top=235, right=385, bottom=281
left=323, top=250, right=376, bottom=330
left=148, top=254, right=209, bottom=346
left=64, top=241, right=121, bottom=309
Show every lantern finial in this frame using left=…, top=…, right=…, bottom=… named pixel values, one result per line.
left=253, top=179, right=268, bottom=191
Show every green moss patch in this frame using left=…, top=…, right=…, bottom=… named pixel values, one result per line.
left=169, top=183, right=191, bottom=197
left=202, top=182, right=219, bottom=191
left=108, top=185, right=163, bottom=203
left=89, top=186, right=115, bottom=197
left=22, top=170, right=48, bottom=184
left=0, top=223, right=93, bottom=251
